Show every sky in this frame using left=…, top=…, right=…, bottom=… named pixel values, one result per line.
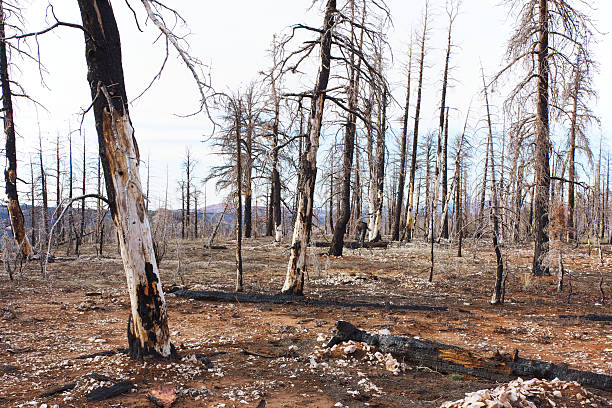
left=7, top=0, right=612, bottom=210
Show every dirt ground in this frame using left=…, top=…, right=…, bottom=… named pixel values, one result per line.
left=0, top=236, right=611, bottom=407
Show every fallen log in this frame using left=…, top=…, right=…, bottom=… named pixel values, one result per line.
left=313, top=241, right=389, bottom=249
left=173, top=289, right=447, bottom=312
left=328, top=321, right=612, bottom=391
left=39, top=383, right=76, bottom=398
left=86, top=381, right=135, bottom=402
left=558, top=314, right=612, bottom=322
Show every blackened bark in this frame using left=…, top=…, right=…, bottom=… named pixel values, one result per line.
left=1, top=1, right=32, bottom=257
left=404, top=5, right=428, bottom=242
left=567, top=53, right=579, bottom=242
left=77, top=0, right=173, bottom=358
left=329, top=321, right=612, bottom=391
left=482, top=69, right=504, bottom=305
left=234, top=101, right=243, bottom=292
left=282, top=0, right=335, bottom=295
left=391, top=47, right=412, bottom=241
left=532, top=0, right=550, bottom=276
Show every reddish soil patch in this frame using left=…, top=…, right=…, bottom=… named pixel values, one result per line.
left=0, top=237, right=610, bottom=407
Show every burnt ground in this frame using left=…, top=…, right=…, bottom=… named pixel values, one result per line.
left=0, top=236, right=611, bottom=407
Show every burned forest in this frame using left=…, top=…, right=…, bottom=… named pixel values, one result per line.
left=1, top=0, right=611, bottom=407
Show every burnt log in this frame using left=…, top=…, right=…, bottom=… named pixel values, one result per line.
left=328, top=321, right=612, bottom=391
left=558, top=314, right=612, bottom=322
left=39, top=383, right=76, bottom=398
left=173, top=289, right=446, bottom=312
left=314, top=241, right=389, bottom=249
left=86, top=381, right=135, bottom=402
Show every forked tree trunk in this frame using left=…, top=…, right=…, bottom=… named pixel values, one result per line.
left=532, top=0, right=550, bottom=276
left=77, top=0, right=173, bottom=359
left=404, top=4, right=428, bottom=242
left=1, top=1, right=33, bottom=258
left=282, top=0, right=335, bottom=295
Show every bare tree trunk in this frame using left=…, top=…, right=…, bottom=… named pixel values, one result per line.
left=181, top=183, right=185, bottom=239
left=30, top=160, right=36, bottom=249
left=56, top=134, right=62, bottom=245
left=456, top=156, right=462, bottom=257
left=244, top=98, right=253, bottom=239
left=532, top=0, right=551, bottom=276
left=329, top=168, right=334, bottom=234
left=282, top=0, right=335, bottom=295
left=270, top=49, right=283, bottom=243
left=439, top=8, right=454, bottom=240
left=146, top=154, right=150, bottom=213
left=77, top=0, right=173, bottom=358
left=76, top=131, right=86, bottom=255
left=567, top=52, right=579, bottom=242
left=483, top=68, right=505, bottom=304
left=67, top=132, right=74, bottom=255
left=1, top=1, right=33, bottom=257
left=391, top=44, right=412, bottom=241
left=186, top=152, right=191, bottom=240
left=234, top=101, right=244, bottom=292
left=368, top=90, right=386, bottom=242
left=39, top=142, right=49, bottom=251
left=404, top=4, right=428, bottom=242
left=208, top=201, right=229, bottom=248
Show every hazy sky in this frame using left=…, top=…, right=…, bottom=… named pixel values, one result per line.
left=8, top=0, right=612, bottom=210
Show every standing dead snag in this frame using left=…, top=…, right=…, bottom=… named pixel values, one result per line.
left=282, top=0, right=335, bottom=295
left=404, top=3, right=428, bottom=242
left=0, top=1, right=33, bottom=258
left=77, top=0, right=173, bottom=358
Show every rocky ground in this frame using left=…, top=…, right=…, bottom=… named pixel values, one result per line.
left=0, top=237, right=610, bottom=407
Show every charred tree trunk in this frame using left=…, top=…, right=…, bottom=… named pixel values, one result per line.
left=456, top=157, right=462, bottom=257
left=30, top=160, right=36, bottom=248
left=368, top=91, right=386, bottom=243
left=483, top=69, right=505, bottom=305
left=567, top=53, right=580, bottom=242
left=391, top=46, right=412, bottom=242
left=270, top=55, right=283, bottom=243
left=1, top=1, right=33, bottom=257
left=234, top=101, right=244, bottom=292
left=77, top=0, right=174, bottom=358
left=39, top=146, right=49, bottom=250
left=329, top=321, right=612, bottom=391
left=282, top=0, right=335, bottom=295
left=68, top=133, right=74, bottom=255
left=532, top=0, right=550, bottom=276
left=244, top=106, right=253, bottom=239
left=438, top=13, right=453, bottom=240
left=404, top=5, right=427, bottom=242
left=76, top=132, right=86, bottom=255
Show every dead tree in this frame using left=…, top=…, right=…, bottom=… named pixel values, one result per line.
left=439, top=1, right=458, bottom=240
left=76, top=0, right=176, bottom=358
left=282, top=0, right=336, bottom=295
left=76, top=131, right=86, bottom=255
left=328, top=0, right=366, bottom=255
left=404, top=3, right=429, bottom=242
left=1, top=0, right=32, bottom=257
left=498, top=0, right=595, bottom=275
left=482, top=68, right=505, bottom=305
left=391, top=43, right=412, bottom=241
left=232, top=98, right=244, bottom=292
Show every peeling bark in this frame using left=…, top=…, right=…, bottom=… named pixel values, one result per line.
left=77, top=0, right=173, bottom=359
left=1, top=1, right=32, bottom=258
left=282, top=0, right=335, bottom=295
